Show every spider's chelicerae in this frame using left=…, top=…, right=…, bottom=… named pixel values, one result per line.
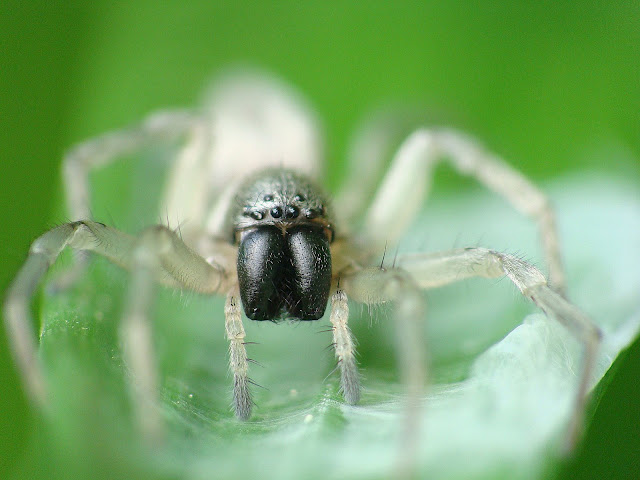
left=4, top=72, right=600, bottom=449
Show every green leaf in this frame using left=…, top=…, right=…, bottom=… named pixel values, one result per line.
left=16, top=173, right=640, bottom=480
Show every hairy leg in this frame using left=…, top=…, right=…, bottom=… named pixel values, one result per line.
left=360, top=129, right=566, bottom=294
left=395, top=247, right=600, bottom=449
left=333, top=112, right=410, bottom=225
left=4, top=221, right=229, bottom=438
left=63, top=111, right=199, bottom=224
left=341, top=268, right=426, bottom=479
left=59, top=110, right=206, bottom=289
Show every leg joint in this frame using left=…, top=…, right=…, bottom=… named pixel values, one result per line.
left=134, top=225, right=176, bottom=260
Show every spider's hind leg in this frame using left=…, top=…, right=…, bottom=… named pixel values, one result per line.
left=63, top=110, right=200, bottom=224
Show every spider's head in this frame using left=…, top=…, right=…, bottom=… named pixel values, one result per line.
left=231, top=168, right=333, bottom=240
left=229, top=168, right=334, bottom=322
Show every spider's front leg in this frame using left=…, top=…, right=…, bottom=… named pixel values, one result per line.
left=345, top=128, right=567, bottom=295
left=339, top=268, right=427, bottom=479
left=395, top=247, right=601, bottom=450
left=54, top=110, right=211, bottom=295
left=4, top=221, right=230, bottom=440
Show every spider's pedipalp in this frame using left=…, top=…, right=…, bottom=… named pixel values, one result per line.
left=329, top=289, right=360, bottom=404
left=225, top=292, right=252, bottom=420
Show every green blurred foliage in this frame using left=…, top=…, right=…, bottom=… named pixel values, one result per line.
left=1, top=1, right=639, bottom=479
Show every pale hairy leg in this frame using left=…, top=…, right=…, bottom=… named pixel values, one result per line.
left=394, top=247, right=600, bottom=449
left=359, top=129, right=566, bottom=294
left=4, top=221, right=229, bottom=439
left=341, top=268, right=426, bottom=480
left=63, top=110, right=200, bottom=223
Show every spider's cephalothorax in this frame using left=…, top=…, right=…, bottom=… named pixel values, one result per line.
left=229, top=168, right=334, bottom=321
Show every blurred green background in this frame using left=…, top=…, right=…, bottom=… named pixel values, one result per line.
left=1, top=2, right=639, bottom=479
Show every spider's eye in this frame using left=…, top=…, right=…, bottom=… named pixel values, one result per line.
left=249, top=211, right=264, bottom=220
left=284, top=205, right=299, bottom=219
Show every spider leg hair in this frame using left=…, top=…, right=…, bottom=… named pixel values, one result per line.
left=59, top=109, right=206, bottom=289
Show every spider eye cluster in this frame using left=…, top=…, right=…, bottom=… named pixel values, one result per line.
left=242, top=198, right=323, bottom=222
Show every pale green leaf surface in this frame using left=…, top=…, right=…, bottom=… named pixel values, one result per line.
left=34, top=173, right=639, bottom=480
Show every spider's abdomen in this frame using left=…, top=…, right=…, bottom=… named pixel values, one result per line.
left=230, top=168, right=334, bottom=321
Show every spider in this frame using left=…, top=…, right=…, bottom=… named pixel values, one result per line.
left=4, top=71, right=600, bottom=450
